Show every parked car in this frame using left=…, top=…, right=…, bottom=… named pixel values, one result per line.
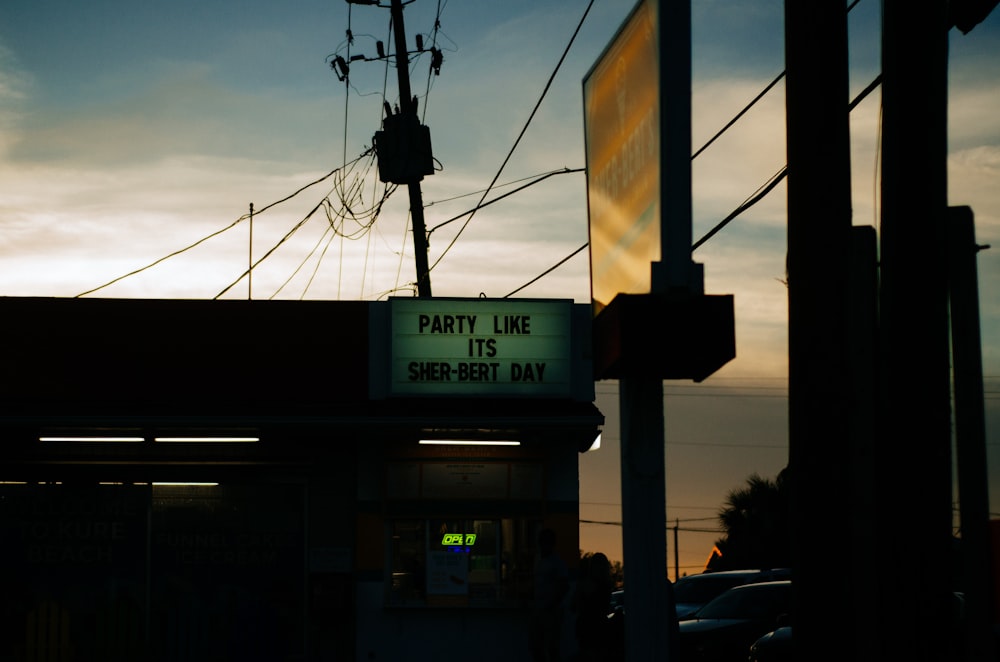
left=676, top=580, right=792, bottom=662
left=747, top=624, right=792, bottom=662
left=609, top=588, right=625, bottom=615
left=673, top=568, right=791, bottom=620
left=749, top=591, right=969, bottom=661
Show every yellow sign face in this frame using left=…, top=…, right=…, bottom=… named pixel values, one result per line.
left=584, top=0, right=660, bottom=313
left=389, top=298, right=573, bottom=397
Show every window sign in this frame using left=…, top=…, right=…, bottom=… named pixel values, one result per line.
left=441, top=533, right=477, bottom=547
left=388, top=298, right=573, bottom=397
left=427, top=550, right=469, bottom=595
left=389, top=519, right=536, bottom=607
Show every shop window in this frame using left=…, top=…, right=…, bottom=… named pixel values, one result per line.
left=388, top=518, right=540, bottom=607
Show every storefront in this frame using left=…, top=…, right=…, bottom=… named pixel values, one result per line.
left=0, top=296, right=602, bottom=661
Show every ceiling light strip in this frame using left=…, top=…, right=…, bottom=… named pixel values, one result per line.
left=418, top=439, right=520, bottom=446
left=154, top=437, right=259, bottom=443
left=39, top=436, right=144, bottom=443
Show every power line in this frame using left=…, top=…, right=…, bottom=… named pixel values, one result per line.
left=424, top=169, right=575, bottom=209
left=667, top=440, right=787, bottom=449
left=502, top=8, right=879, bottom=292
left=426, top=168, right=583, bottom=235
left=692, top=73, right=881, bottom=251
left=581, top=505, right=722, bottom=524
left=215, top=192, right=332, bottom=299
left=498, top=70, right=885, bottom=294
left=74, top=163, right=356, bottom=298
left=692, top=71, right=786, bottom=161
left=215, top=153, right=393, bottom=299
left=580, top=519, right=724, bottom=534
left=424, top=0, right=595, bottom=276
left=80, top=3, right=886, bottom=300
left=504, top=242, right=588, bottom=298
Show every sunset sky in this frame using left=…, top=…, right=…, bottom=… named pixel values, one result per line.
left=1, top=0, right=998, bottom=575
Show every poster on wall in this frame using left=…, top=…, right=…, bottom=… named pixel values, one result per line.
left=426, top=551, right=469, bottom=595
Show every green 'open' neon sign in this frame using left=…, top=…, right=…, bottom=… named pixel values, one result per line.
left=441, top=533, right=477, bottom=546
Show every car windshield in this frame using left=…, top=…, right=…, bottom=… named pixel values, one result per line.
left=673, top=575, right=750, bottom=603
left=694, top=583, right=791, bottom=620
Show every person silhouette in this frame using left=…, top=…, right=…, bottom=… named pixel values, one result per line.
left=530, top=528, right=569, bottom=661
left=573, top=552, right=618, bottom=661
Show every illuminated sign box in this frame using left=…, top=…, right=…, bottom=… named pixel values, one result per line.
left=381, top=298, right=574, bottom=398
left=583, top=0, right=660, bottom=315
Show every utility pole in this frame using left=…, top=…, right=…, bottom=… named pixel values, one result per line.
left=673, top=519, right=679, bottom=582
left=784, top=3, right=856, bottom=662
left=344, top=0, right=435, bottom=297
left=388, top=0, right=432, bottom=297
left=878, top=1, right=953, bottom=660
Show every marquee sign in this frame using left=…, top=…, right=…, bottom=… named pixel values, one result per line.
left=386, top=298, right=573, bottom=397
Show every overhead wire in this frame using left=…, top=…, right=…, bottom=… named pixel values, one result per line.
left=418, top=0, right=453, bottom=125
left=691, top=71, right=786, bottom=161
left=427, top=167, right=584, bottom=235
left=579, top=519, right=724, bottom=534
left=424, top=0, right=595, bottom=277
left=74, top=164, right=354, bottom=298
left=330, top=5, right=412, bottom=300
left=275, top=158, right=386, bottom=299
left=82, top=2, right=874, bottom=300
left=271, top=224, right=337, bottom=299
left=215, top=193, right=333, bottom=299
left=257, top=151, right=392, bottom=299
left=504, top=243, right=588, bottom=298
left=501, top=69, right=882, bottom=294
left=215, top=171, right=390, bottom=301
left=502, top=0, right=874, bottom=295
left=210, top=149, right=387, bottom=299
left=691, top=72, right=881, bottom=252
left=338, top=2, right=355, bottom=299
left=424, top=169, right=574, bottom=208
left=302, top=229, right=339, bottom=299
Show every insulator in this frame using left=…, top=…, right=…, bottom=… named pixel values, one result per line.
left=430, top=47, right=443, bottom=75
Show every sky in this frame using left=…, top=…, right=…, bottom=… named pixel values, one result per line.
left=1, top=0, right=998, bottom=577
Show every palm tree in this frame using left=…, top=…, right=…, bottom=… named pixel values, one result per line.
left=708, top=470, right=792, bottom=571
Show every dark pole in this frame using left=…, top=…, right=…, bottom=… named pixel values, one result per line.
left=390, top=0, right=432, bottom=297
left=784, top=2, right=854, bottom=661
left=673, top=519, right=679, bottom=582
left=619, top=378, right=669, bottom=661
left=248, top=202, right=254, bottom=300
left=848, top=225, right=879, bottom=661
left=949, top=206, right=996, bottom=662
left=878, top=1, right=953, bottom=659
left=619, top=1, right=690, bottom=660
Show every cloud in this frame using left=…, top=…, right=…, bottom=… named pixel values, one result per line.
left=0, top=151, right=376, bottom=297
left=5, top=58, right=336, bottom=169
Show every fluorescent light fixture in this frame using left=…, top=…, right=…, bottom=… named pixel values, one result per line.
left=152, top=482, right=220, bottom=487
left=153, top=436, right=259, bottom=443
left=39, top=436, right=144, bottom=443
left=419, top=439, right=520, bottom=446
left=587, top=432, right=603, bottom=452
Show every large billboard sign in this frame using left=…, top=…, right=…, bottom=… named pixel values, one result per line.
left=583, top=0, right=659, bottom=314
